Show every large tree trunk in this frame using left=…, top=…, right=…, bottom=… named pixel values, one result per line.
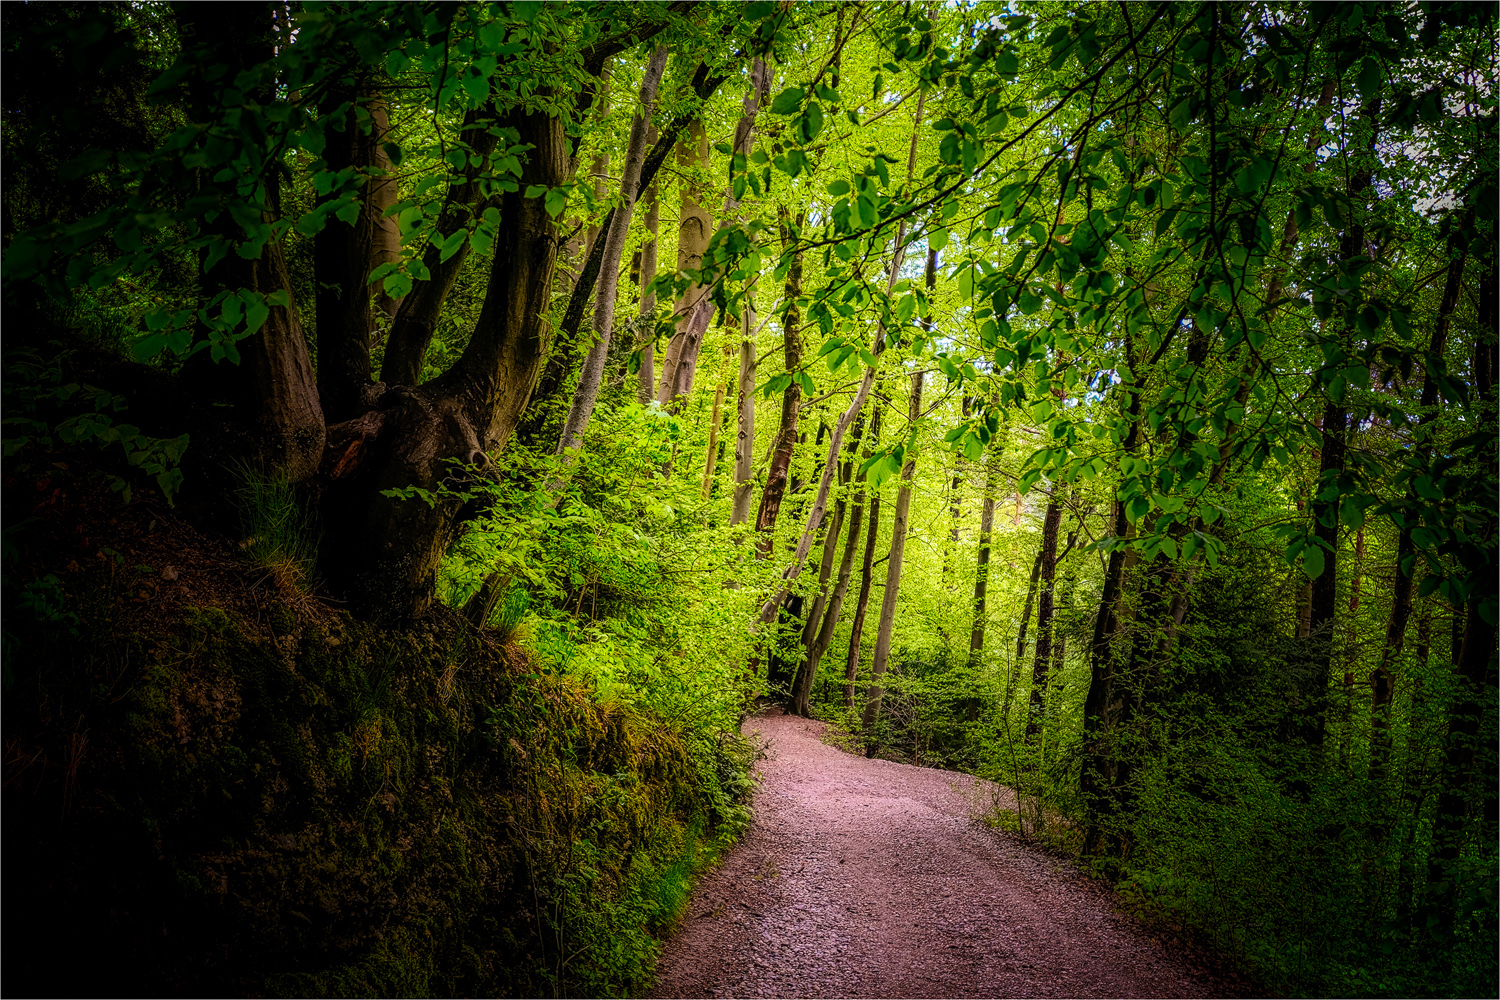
left=325, top=106, right=567, bottom=620
left=176, top=3, right=324, bottom=484
left=315, top=85, right=379, bottom=423
left=380, top=104, right=503, bottom=388
left=554, top=47, right=667, bottom=457
left=861, top=370, right=924, bottom=747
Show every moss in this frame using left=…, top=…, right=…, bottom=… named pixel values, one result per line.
left=3, top=592, right=750, bottom=998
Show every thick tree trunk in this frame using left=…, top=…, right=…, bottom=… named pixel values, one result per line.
left=554, top=47, right=667, bottom=457
left=176, top=4, right=324, bottom=484
left=327, top=106, right=567, bottom=620
left=381, top=104, right=503, bottom=388
left=861, top=370, right=924, bottom=746
left=315, top=86, right=379, bottom=423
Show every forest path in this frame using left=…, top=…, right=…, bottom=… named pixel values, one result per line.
left=649, top=709, right=1215, bottom=999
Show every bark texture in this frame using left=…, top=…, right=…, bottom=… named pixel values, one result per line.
left=861, top=370, right=924, bottom=745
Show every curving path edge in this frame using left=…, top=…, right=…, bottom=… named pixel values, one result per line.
left=650, top=710, right=1216, bottom=999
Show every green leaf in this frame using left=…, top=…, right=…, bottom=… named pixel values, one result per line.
left=462, top=70, right=489, bottom=107
left=1301, top=544, right=1325, bottom=580
left=927, top=227, right=949, bottom=252
left=1357, top=55, right=1383, bottom=98
left=384, top=272, right=413, bottom=298
left=438, top=229, right=465, bottom=262
left=243, top=291, right=270, bottom=335
left=800, top=103, right=824, bottom=143
left=827, top=179, right=850, bottom=197
left=770, top=87, right=804, bottom=115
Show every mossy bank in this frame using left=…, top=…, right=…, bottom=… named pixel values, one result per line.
left=3, top=558, right=753, bottom=997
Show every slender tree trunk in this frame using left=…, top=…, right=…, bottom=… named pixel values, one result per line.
left=731, top=300, right=758, bottom=524
left=1015, top=549, right=1043, bottom=667
left=1305, top=107, right=1378, bottom=758
left=808, top=460, right=867, bottom=710
left=701, top=381, right=726, bottom=498
left=1372, top=238, right=1467, bottom=777
left=755, top=90, right=927, bottom=630
left=845, top=401, right=883, bottom=708
left=656, top=117, right=713, bottom=410
left=636, top=132, right=659, bottom=404
left=584, top=61, right=612, bottom=256
left=1026, top=498, right=1063, bottom=740
left=969, top=448, right=998, bottom=661
left=1426, top=594, right=1498, bottom=932
left=367, top=98, right=402, bottom=322
left=791, top=410, right=866, bottom=716
left=519, top=64, right=727, bottom=440
left=554, top=47, right=667, bottom=457
left=943, top=396, right=970, bottom=582
left=753, top=230, right=804, bottom=558
left=861, top=370, right=924, bottom=747
left=729, top=64, right=768, bottom=523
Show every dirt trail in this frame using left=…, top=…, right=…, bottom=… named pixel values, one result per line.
left=650, top=710, right=1216, bottom=999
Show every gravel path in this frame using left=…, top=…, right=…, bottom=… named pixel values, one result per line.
left=649, top=710, right=1216, bottom=999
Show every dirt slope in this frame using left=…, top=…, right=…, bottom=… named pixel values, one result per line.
left=650, top=710, right=1216, bottom=999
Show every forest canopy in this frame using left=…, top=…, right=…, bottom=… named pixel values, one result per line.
left=3, top=1, right=1496, bottom=996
